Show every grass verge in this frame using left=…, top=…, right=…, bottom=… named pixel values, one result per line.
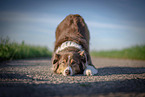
left=90, top=45, right=145, bottom=60
left=0, top=37, right=52, bottom=61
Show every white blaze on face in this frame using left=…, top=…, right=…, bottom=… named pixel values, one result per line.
left=63, top=66, right=73, bottom=76
left=62, top=55, right=73, bottom=76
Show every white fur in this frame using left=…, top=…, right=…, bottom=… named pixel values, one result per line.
left=63, top=66, right=73, bottom=76
left=55, top=41, right=83, bottom=53
left=83, top=64, right=98, bottom=76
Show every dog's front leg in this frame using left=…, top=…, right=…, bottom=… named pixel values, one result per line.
left=83, top=65, right=98, bottom=76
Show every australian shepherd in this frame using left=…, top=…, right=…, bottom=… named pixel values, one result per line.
left=52, top=14, right=98, bottom=76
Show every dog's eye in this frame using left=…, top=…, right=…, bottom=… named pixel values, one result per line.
left=71, top=59, right=76, bottom=65
left=71, top=61, right=75, bottom=65
left=62, top=60, right=66, bottom=64
left=61, top=61, right=65, bottom=64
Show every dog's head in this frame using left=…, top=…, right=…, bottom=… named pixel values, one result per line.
left=52, top=51, right=86, bottom=76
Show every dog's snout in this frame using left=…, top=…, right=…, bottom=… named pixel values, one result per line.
left=65, top=69, right=70, bottom=75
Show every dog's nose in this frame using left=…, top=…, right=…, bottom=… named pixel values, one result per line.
left=65, top=69, right=70, bottom=75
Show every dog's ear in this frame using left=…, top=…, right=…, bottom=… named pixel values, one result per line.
left=52, top=53, right=60, bottom=64
left=78, top=51, right=86, bottom=70
left=79, top=51, right=84, bottom=56
left=52, top=53, right=60, bottom=72
left=79, top=51, right=85, bottom=62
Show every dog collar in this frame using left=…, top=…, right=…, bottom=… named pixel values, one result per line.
left=55, top=41, right=83, bottom=53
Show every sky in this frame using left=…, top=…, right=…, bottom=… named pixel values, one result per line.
left=0, top=0, right=145, bottom=51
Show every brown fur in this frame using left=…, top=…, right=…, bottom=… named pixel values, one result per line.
left=52, top=14, right=93, bottom=75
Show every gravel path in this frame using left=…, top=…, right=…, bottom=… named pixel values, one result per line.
left=0, top=57, right=145, bottom=97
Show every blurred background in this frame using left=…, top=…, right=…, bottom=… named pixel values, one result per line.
left=0, top=0, right=145, bottom=60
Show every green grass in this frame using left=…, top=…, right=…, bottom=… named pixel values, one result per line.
left=0, top=37, right=52, bottom=61
left=91, top=45, right=145, bottom=60
left=1, top=37, right=144, bottom=61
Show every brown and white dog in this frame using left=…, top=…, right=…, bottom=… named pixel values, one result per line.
left=52, top=14, right=98, bottom=76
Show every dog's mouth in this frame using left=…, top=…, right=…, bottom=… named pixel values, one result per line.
left=63, top=66, right=73, bottom=76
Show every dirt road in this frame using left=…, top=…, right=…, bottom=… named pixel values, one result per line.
left=0, top=57, right=145, bottom=97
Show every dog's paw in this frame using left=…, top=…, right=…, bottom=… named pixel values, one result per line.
left=83, top=69, right=93, bottom=76
left=83, top=65, right=98, bottom=76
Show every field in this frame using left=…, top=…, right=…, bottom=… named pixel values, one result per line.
left=0, top=37, right=52, bottom=61
left=91, top=45, right=145, bottom=60
left=1, top=37, right=145, bottom=61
